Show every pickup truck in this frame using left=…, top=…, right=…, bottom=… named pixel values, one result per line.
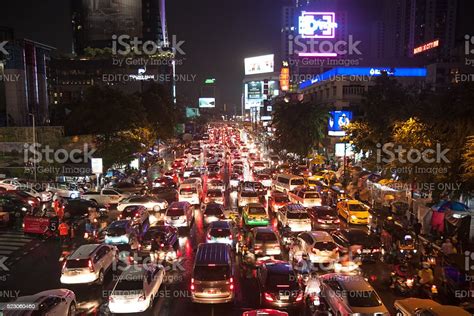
left=288, top=187, right=322, bottom=207
left=82, top=189, right=130, bottom=206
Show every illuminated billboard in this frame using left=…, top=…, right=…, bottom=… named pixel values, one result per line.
left=280, top=66, right=290, bottom=92
left=186, top=107, right=200, bottom=118
left=413, top=39, right=439, bottom=55
left=328, top=111, right=352, bottom=136
left=244, top=54, right=274, bottom=75
left=247, top=81, right=263, bottom=99
left=335, top=143, right=354, bottom=157
left=299, top=11, right=338, bottom=39
left=199, top=98, right=215, bottom=108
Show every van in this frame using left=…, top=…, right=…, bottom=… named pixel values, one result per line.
left=274, top=174, right=305, bottom=193
left=165, top=201, right=194, bottom=228
left=178, top=180, right=202, bottom=205
left=191, top=243, right=234, bottom=304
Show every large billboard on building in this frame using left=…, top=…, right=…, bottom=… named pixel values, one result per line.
left=299, top=11, right=338, bottom=39
left=82, top=0, right=142, bottom=42
left=199, top=98, right=215, bottom=108
left=244, top=54, right=274, bottom=75
left=328, top=110, right=352, bottom=136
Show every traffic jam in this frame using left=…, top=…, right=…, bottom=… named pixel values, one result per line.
left=0, top=124, right=472, bottom=316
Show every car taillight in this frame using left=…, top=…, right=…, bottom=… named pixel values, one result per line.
left=229, top=234, right=233, bottom=240
left=191, top=278, right=195, bottom=291
left=161, top=243, right=164, bottom=247
left=334, top=218, right=340, bottom=223
left=138, top=294, right=145, bottom=301
left=317, top=218, right=325, bottom=223
left=296, top=291, right=303, bottom=302
left=207, top=233, right=211, bottom=240
left=88, top=259, right=94, bottom=272
left=62, top=260, right=67, bottom=271
left=109, top=296, right=114, bottom=302
left=264, top=292, right=274, bottom=302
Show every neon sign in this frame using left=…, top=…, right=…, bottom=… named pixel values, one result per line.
left=413, top=39, right=439, bottom=55
left=299, top=11, right=338, bottom=39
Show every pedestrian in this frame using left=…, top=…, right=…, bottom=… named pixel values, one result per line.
left=441, top=238, right=455, bottom=256
left=58, top=221, right=69, bottom=244
left=413, top=220, right=422, bottom=239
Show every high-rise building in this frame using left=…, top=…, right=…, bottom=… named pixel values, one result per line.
left=71, top=0, right=168, bottom=55
left=0, top=35, right=54, bottom=126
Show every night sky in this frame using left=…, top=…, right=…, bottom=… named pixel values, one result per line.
left=0, top=0, right=388, bottom=111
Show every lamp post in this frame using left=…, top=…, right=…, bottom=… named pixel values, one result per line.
left=28, top=113, right=37, bottom=182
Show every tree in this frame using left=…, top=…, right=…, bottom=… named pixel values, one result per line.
left=272, top=100, right=329, bottom=158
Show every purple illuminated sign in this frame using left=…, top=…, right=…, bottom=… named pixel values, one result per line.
left=299, top=11, right=338, bottom=39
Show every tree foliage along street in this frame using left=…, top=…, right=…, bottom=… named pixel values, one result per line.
left=271, top=100, right=329, bottom=158
left=343, top=75, right=474, bottom=197
left=65, top=84, right=179, bottom=169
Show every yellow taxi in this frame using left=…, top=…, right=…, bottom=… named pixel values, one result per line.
left=242, top=203, right=269, bottom=227
left=337, top=200, right=371, bottom=225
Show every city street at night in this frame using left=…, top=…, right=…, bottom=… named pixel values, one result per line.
left=0, top=1, right=474, bottom=316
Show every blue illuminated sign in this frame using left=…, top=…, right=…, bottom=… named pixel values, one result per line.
left=328, top=111, right=353, bottom=137
left=299, top=67, right=427, bottom=89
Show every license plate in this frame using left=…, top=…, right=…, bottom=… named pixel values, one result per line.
left=206, top=289, right=218, bottom=294
left=362, top=249, right=371, bottom=253
left=280, top=295, right=289, bottom=300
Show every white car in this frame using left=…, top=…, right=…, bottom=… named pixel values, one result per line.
left=237, top=190, right=260, bottom=208
left=289, top=231, right=339, bottom=265
left=288, top=188, right=322, bottom=207
left=316, top=273, right=389, bottom=315
left=60, top=244, right=116, bottom=285
left=0, top=178, right=25, bottom=190
left=109, top=264, right=165, bottom=313
left=4, top=289, right=77, bottom=316
left=278, top=203, right=312, bottom=232
left=117, top=196, right=168, bottom=212
left=21, top=187, right=53, bottom=202
left=48, top=183, right=82, bottom=199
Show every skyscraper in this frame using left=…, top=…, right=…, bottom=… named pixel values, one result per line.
left=71, top=0, right=168, bottom=55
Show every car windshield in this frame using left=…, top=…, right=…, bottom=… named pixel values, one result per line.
left=346, top=290, right=382, bottom=307
left=348, top=203, right=367, bottom=212
left=287, top=212, right=309, bottom=219
left=193, top=265, right=230, bottom=281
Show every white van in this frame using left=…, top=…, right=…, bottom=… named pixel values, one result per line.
left=274, top=174, right=305, bottom=193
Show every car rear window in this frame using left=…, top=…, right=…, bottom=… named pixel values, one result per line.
left=348, top=204, right=367, bottom=212
left=115, top=277, right=144, bottom=291
left=255, top=232, right=277, bottom=242
left=107, top=227, right=126, bottom=236
left=204, top=207, right=224, bottom=216
left=209, top=228, right=231, bottom=238
left=248, top=207, right=266, bottom=215
left=266, top=273, right=299, bottom=290
left=314, top=242, right=337, bottom=251
left=287, top=212, right=309, bottom=219
left=180, top=188, right=197, bottom=195
left=194, top=265, right=230, bottom=281
left=207, top=191, right=222, bottom=197
left=274, top=196, right=290, bottom=203
left=241, top=191, right=258, bottom=197
left=304, top=193, right=320, bottom=199
left=167, top=208, right=184, bottom=217
left=290, top=179, right=305, bottom=185
left=66, top=259, right=89, bottom=269
left=346, top=290, right=382, bottom=307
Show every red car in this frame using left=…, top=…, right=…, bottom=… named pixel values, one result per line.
left=267, top=191, right=290, bottom=214
left=3, top=190, right=40, bottom=208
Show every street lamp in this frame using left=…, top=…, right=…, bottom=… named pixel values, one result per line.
left=28, top=113, right=37, bottom=182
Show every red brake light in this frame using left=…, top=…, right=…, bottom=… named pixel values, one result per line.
left=207, top=233, right=211, bottom=240
left=191, top=278, right=195, bottom=291
left=296, top=292, right=303, bottom=302
left=230, top=277, right=234, bottom=283
left=229, top=234, right=233, bottom=240
left=264, top=292, right=274, bottom=302
left=88, top=259, right=94, bottom=272
left=161, top=243, right=164, bottom=247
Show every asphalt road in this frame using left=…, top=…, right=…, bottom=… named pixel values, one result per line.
left=0, top=149, right=402, bottom=316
